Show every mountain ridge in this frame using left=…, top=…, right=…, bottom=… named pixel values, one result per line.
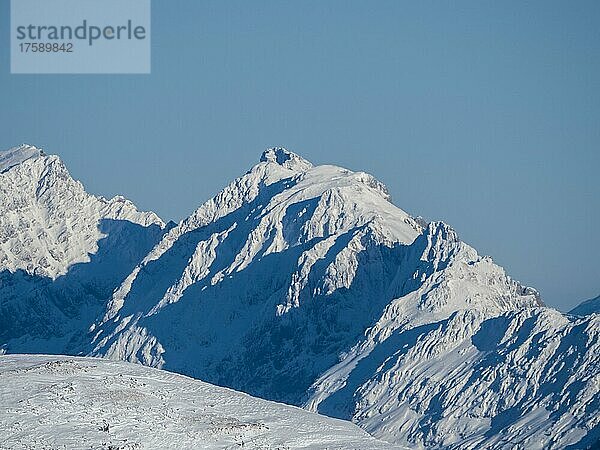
left=570, top=294, right=600, bottom=316
left=0, top=144, right=597, bottom=449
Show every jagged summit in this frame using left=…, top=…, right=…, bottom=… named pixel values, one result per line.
left=260, top=147, right=313, bottom=172
left=0, top=144, right=46, bottom=172
left=257, top=148, right=393, bottom=202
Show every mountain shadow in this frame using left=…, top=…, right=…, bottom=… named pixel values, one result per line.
left=0, top=218, right=164, bottom=355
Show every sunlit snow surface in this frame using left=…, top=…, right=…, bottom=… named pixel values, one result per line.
left=0, top=355, right=400, bottom=450
left=0, top=144, right=44, bottom=173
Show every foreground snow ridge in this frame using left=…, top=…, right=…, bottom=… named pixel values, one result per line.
left=0, top=355, right=399, bottom=450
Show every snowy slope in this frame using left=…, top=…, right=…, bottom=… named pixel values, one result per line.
left=0, top=145, right=165, bottom=354
left=0, top=354, right=399, bottom=450
left=307, top=308, right=600, bottom=449
left=571, top=295, right=600, bottom=316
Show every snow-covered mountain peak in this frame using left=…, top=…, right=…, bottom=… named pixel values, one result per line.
left=90, top=147, right=546, bottom=415
left=136, top=150, right=420, bottom=280
left=259, top=146, right=313, bottom=172
left=0, top=145, right=164, bottom=279
left=0, top=144, right=46, bottom=172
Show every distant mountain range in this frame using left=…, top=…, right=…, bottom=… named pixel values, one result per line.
left=0, top=144, right=598, bottom=449
left=571, top=295, right=600, bottom=316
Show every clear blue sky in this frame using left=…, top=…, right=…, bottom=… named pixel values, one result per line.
left=1, top=1, right=598, bottom=311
